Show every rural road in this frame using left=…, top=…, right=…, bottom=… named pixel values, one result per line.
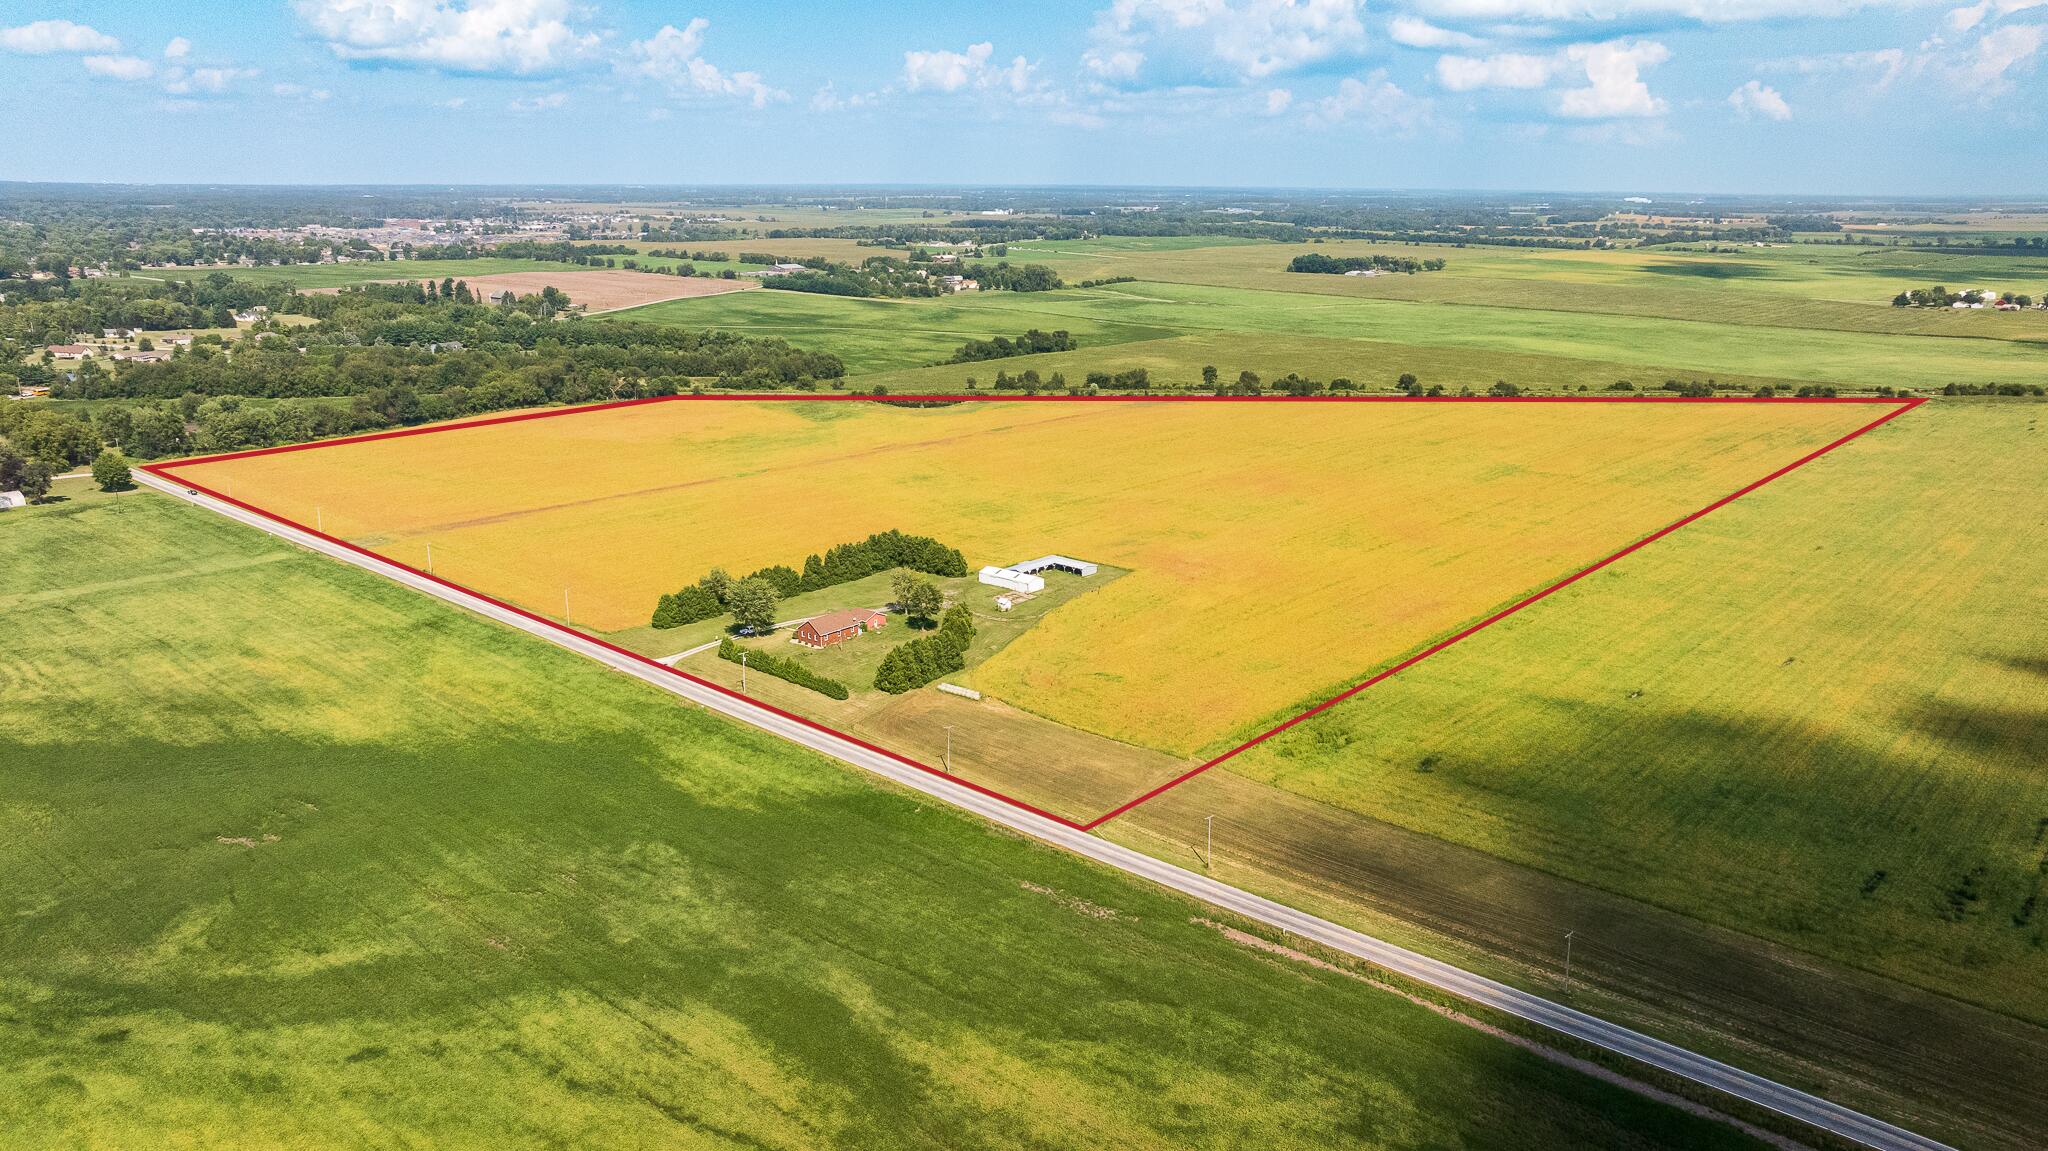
left=138, top=469, right=1954, bottom=1151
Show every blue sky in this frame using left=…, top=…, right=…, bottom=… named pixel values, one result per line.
left=1, top=0, right=2042, bottom=193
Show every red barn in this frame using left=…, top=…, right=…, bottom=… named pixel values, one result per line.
left=793, top=608, right=888, bottom=648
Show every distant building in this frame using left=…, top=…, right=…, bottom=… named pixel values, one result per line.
left=1011, top=554, right=1099, bottom=578
left=793, top=607, right=889, bottom=648
left=978, top=566, right=1045, bottom=595
left=45, top=344, right=90, bottom=359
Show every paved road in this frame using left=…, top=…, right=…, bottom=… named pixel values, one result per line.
left=138, top=469, right=1953, bottom=1151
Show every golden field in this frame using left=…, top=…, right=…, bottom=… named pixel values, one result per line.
left=172, top=398, right=1891, bottom=754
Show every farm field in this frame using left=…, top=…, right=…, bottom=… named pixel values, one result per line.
left=0, top=491, right=1779, bottom=1151
left=622, top=274, right=2048, bottom=392
left=163, top=397, right=1892, bottom=762
left=311, top=268, right=755, bottom=312
left=213, top=257, right=601, bottom=289
left=1216, top=401, right=2048, bottom=1020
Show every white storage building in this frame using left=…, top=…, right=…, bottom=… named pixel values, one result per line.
left=978, top=566, right=1045, bottom=594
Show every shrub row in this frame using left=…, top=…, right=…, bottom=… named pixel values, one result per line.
left=718, top=638, right=850, bottom=700
left=874, top=604, right=976, bottom=694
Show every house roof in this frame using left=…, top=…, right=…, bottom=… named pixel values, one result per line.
left=801, top=608, right=884, bottom=634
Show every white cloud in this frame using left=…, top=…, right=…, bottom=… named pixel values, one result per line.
left=83, top=55, right=156, bottom=81
left=1727, top=78, right=1792, bottom=118
left=1948, top=0, right=2047, bottom=30
left=164, top=36, right=192, bottom=59
left=1264, top=86, right=1294, bottom=113
left=1558, top=38, right=1669, bottom=117
left=1960, top=20, right=2045, bottom=84
left=1390, top=16, right=1487, bottom=48
left=628, top=20, right=786, bottom=107
left=0, top=19, right=120, bottom=54
left=293, top=0, right=599, bottom=74
left=1409, top=0, right=1912, bottom=22
left=1436, top=51, right=1556, bottom=89
left=1086, top=0, right=1369, bottom=85
left=508, top=91, right=568, bottom=112
left=1763, top=46, right=1906, bottom=88
left=810, top=83, right=882, bottom=112
left=1311, top=69, right=1435, bottom=133
left=902, top=42, right=1037, bottom=93
left=1083, top=46, right=1146, bottom=78
left=273, top=82, right=333, bottom=100
left=165, top=66, right=258, bottom=95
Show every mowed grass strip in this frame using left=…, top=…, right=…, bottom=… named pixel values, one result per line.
left=0, top=493, right=1766, bottom=1151
left=173, top=399, right=1886, bottom=757
left=1230, top=401, right=2048, bottom=1023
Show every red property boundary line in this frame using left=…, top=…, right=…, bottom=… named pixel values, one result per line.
left=145, top=392, right=1924, bottom=834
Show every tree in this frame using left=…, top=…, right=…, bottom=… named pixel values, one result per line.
left=1397, top=372, right=1418, bottom=391
left=725, top=577, right=780, bottom=634
left=893, top=572, right=944, bottom=627
left=701, top=567, right=734, bottom=605
left=1202, top=365, right=1219, bottom=389
left=0, top=440, right=24, bottom=491
left=91, top=449, right=133, bottom=491
left=18, top=459, right=52, bottom=503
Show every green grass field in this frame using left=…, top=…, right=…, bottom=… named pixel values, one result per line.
left=0, top=492, right=1766, bottom=1150
left=1228, top=401, right=2048, bottom=1023
left=612, top=254, right=2048, bottom=391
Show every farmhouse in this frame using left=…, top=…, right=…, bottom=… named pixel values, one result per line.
left=979, top=566, right=1045, bottom=594
left=793, top=607, right=888, bottom=648
left=45, top=344, right=91, bottom=360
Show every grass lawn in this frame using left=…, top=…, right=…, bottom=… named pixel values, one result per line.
left=0, top=491, right=1766, bottom=1151
left=706, top=566, right=1125, bottom=698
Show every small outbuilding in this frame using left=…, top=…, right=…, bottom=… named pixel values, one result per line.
left=793, top=607, right=888, bottom=648
left=0, top=490, right=26, bottom=509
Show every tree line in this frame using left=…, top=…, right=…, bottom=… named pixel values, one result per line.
left=873, top=604, right=977, bottom=694
left=651, top=529, right=969, bottom=630
left=946, top=329, right=1077, bottom=363
left=1286, top=253, right=1447, bottom=275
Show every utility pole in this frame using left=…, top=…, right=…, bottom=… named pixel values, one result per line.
left=1563, top=931, right=1576, bottom=987
left=564, top=587, right=571, bottom=623
left=315, top=505, right=323, bottom=533
left=943, top=724, right=954, bottom=771
left=1205, top=814, right=1214, bottom=870
left=426, top=542, right=432, bottom=574
left=740, top=651, right=748, bottom=692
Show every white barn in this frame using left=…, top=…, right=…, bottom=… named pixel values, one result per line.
left=978, top=566, right=1045, bottom=594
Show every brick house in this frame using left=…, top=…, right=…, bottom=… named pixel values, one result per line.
left=793, top=608, right=888, bottom=648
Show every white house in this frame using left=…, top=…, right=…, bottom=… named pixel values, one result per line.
left=978, top=566, right=1045, bottom=594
